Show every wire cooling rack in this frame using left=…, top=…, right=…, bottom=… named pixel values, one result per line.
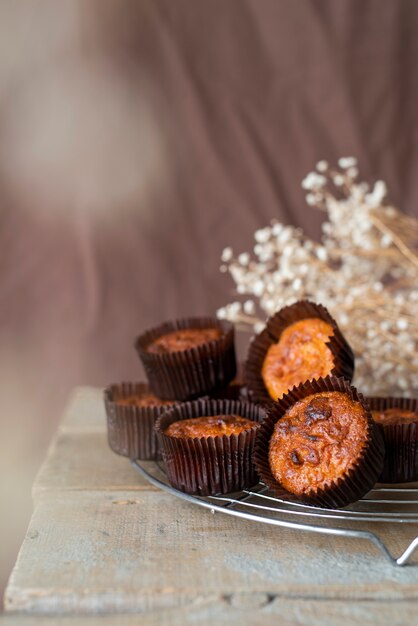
left=131, top=459, right=418, bottom=567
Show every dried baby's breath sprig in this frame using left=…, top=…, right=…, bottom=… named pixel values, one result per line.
left=218, top=158, right=418, bottom=396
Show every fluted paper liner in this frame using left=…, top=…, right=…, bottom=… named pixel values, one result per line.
left=253, top=376, right=384, bottom=508
left=135, top=317, right=236, bottom=401
left=368, top=396, right=418, bottom=483
left=104, top=382, right=177, bottom=460
left=155, top=398, right=266, bottom=495
left=245, top=300, right=355, bottom=405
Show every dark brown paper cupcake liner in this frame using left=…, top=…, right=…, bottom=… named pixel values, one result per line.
left=155, top=398, right=266, bottom=495
left=245, top=300, right=355, bottom=405
left=253, top=376, right=384, bottom=508
left=104, top=382, right=177, bottom=460
left=135, top=317, right=236, bottom=401
left=368, top=396, right=418, bottom=483
left=209, top=381, right=249, bottom=401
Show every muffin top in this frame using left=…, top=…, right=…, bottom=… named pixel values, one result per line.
left=116, top=390, right=174, bottom=408
left=262, top=318, right=334, bottom=400
left=147, top=327, right=222, bottom=354
left=165, top=414, right=256, bottom=438
left=372, top=408, right=418, bottom=426
left=268, top=391, right=369, bottom=495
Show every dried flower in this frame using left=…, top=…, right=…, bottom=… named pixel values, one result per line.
left=338, top=157, right=358, bottom=169
left=218, top=159, right=418, bottom=396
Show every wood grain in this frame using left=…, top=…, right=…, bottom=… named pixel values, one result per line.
left=6, top=489, right=418, bottom=614
left=4, top=387, right=418, bottom=623
left=2, top=599, right=418, bottom=626
left=33, top=432, right=155, bottom=497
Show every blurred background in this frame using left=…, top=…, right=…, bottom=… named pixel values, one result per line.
left=1, top=0, right=418, bottom=600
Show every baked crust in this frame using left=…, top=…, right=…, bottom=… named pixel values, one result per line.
left=147, top=327, right=222, bottom=354
left=165, top=414, right=256, bottom=438
left=262, top=318, right=334, bottom=400
left=268, top=391, right=368, bottom=495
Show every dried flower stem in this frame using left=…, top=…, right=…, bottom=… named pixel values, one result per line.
left=369, top=214, right=418, bottom=270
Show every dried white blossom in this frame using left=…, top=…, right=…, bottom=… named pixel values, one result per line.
left=338, top=157, right=357, bottom=169
left=252, top=280, right=265, bottom=297
left=316, top=160, right=328, bottom=172
left=365, top=181, right=387, bottom=208
left=238, top=252, right=250, bottom=266
left=347, top=167, right=359, bottom=179
left=254, top=321, right=266, bottom=334
left=254, top=228, right=271, bottom=243
left=302, top=172, right=327, bottom=191
left=221, top=247, right=233, bottom=262
left=316, top=247, right=328, bottom=262
left=217, top=158, right=418, bottom=396
left=333, top=174, right=345, bottom=187
left=243, top=300, right=255, bottom=315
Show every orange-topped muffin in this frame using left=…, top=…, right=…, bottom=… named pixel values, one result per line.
left=372, top=408, right=418, bottom=426
left=268, top=391, right=368, bottom=496
left=245, top=301, right=355, bottom=406
left=262, top=318, right=334, bottom=400
left=156, top=398, right=265, bottom=495
left=147, top=327, right=222, bottom=354
left=135, top=317, right=236, bottom=400
left=253, top=377, right=384, bottom=508
left=104, top=382, right=177, bottom=460
left=165, top=415, right=256, bottom=439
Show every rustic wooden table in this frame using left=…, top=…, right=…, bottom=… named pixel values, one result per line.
left=3, top=387, right=418, bottom=625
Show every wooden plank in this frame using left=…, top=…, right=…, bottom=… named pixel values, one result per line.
left=6, top=386, right=418, bottom=623
left=2, top=599, right=418, bottom=626
left=32, top=386, right=157, bottom=497
left=32, top=432, right=155, bottom=497
left=5, top=489, right=418, bottom=616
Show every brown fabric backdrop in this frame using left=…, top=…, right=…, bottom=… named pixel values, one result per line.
left=1, top=0, right=418, bottom=595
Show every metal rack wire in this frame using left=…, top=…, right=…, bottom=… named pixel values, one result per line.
left=131, top=459, right=418, bottom=567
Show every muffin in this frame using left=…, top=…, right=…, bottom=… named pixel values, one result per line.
left=104, top=382, right=177, bottom=460
left=245, top=301, right=354, bottom=404
left=155, top=398, right=265, bottom=495
left=254, top=376, right=384, bottom=508
left=135, top=317, right=236, bottom=401
left=262, top=318, right=334, bottom=400
left=369, top=397, right=418, bottom=483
